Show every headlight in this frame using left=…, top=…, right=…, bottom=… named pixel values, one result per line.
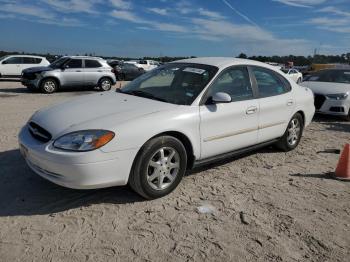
left=326, top=93, right=349, bottom=100
left=53, top=130, right=115, bottom=152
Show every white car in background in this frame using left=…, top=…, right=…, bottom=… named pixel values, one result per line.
left=281, top=68, right=303, bottom=83
left=18, top=57, right=315, bottom=199
left=301, top=69, right=350, bottom=120
left=0, top=55, right=50, bottom=78
left=125, top=60, right=159, bottom=71
left=137, top=60, right=160, bottom=71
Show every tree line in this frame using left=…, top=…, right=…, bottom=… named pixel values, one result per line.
left=236, top=53, right=350, bottom=66
left=1, top=50, right=349, bottom=66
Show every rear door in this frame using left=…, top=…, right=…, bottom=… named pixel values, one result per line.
left=60, top=59, right=84, bottom=86
left=22, top=57, right=41, bottom=72
left=200, top=66, right=259, bottom=159
left=250, top=66, right=295, bottom=143
left=2, top=56, right=23, bottom=76
left=84, top=59, right=103, bottom=86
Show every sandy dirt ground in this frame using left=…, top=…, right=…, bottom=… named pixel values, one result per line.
left=0, top=80, right=349, bottom=262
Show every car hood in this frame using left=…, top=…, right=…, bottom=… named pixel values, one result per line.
left=301, top=81, right=350, bottom=95
left=22, top=66, right=53, bottom=74
left=30, top=92, right=178, bottom=138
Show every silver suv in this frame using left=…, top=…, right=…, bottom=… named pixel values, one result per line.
left=21, top=56, right=116, bottom=93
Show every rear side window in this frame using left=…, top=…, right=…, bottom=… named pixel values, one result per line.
left=252, top=67, right=290, bottom=98
left=23, top=57, right=42, bottom=64
left=208, top=66, right=254, bottom=102
left=85, top=59, right=102, bottom=68
left=3, top=57, right=22, bottom=64
left=66, top=59, right=82, bottom=68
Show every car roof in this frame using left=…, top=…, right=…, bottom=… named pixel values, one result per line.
left=66, top=56, right=104, bottom=60
left=6, top=55, right=47, bottom=59
left=173, top=57, right=277, bottom=70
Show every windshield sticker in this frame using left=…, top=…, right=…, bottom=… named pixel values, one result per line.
left=183, top=67, right=206, bottom=74
left=186, top=92, right=194, bottom=97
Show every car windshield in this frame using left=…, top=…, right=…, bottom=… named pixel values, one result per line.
left=120, top=63, right=218, bottom=105
left=50, top=57, right=70, bottom=68
left=0, top=55, right=9, bottom=61
left=306, top=70, right=350, bottom=84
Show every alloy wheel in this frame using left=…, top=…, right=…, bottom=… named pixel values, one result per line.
left=43, top=81, right=56, bottom=93
left=146, top=147, right=180, bottom=191
left=101, top=79, right=111, bottom=91
left=287, top=118, right=301, bottom=146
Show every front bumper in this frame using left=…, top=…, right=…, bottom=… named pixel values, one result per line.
left=18, top=125, right=138, bottom=189
left=21, top=78, right=40, bottom=89
left=314, top=94, right=349, bottom=116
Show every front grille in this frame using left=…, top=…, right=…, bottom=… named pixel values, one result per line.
left=22, top=72, right=36, bottom=80
left=329, top=107, right=345, bottom=113
left=314, top=94, right=326, bottom=110
left=28, top=122, right=52, bottom=143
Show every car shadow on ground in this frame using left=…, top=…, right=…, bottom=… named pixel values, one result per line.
left=289, top=172, right=337, bottom=180
left=0, top=78, right=20, bottom=82
left=313, top=114, right=350, bottom=133
left=0, top=149, right=145, bottom=217
left=1, top=145, right=279, bottom=217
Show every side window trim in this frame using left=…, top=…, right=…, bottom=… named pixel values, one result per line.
left=248, top=65, right=292, bottom=99
left=200, top=65, right=259, bottom=105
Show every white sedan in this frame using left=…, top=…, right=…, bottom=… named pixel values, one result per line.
left=19, top=57, right=315, bottom=199
left=301, top=69, right=350, bottom=120
left=281, top=68, right=303, bottom=83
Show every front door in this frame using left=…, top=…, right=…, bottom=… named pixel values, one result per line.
left=60, top=59, right=84, bottom=86
left=200, top=66, right=259, bottom=159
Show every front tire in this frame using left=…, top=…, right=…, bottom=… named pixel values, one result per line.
left=129, top=136, right=187, bottom=199
left=276, top=113, right=304, bottom=152
left=40, top=78, right=58, bottom=94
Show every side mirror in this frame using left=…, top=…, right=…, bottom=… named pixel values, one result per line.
left=211, top=92, right=232, bottom=104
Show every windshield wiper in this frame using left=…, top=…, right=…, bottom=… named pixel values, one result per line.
left=122, top=90, right=167, bottom=103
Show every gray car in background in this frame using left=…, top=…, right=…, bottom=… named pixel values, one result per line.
left=21, top=56, right=116, bottom=93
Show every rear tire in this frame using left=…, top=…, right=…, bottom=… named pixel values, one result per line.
left=297, top=78, right=302, bottom=84
left=129, top=136, right=187, bottom=199
left=40, top=78, right=58, bottom=94
left=98, top=78, right=112, bottom=91
left=276, top=113, right=304, bottom=152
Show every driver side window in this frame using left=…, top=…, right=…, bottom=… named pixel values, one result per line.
left=208, top=67, right=254, bottom=102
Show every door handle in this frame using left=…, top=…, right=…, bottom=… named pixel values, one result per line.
left=97, top=70, right=102, bottom=72
left=75, top=70, right=82, bottom=72
left=246, top=106, right=258, bottom=115
left=286, top=99, right=294, bottom=106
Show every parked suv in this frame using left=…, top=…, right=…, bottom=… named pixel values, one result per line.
left=21, top=56, right=116, bottom=93
left=0, top=55, right=50, bottom=78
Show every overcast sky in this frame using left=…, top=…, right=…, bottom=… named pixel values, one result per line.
left=0, top=0, right=349, bottom=57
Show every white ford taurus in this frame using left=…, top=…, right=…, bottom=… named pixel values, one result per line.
left=19, top=57, right=315, bottom=199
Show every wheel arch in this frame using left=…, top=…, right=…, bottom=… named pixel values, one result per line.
left=137, top=131, right=196, bottom=170
left=39, top=76, right=61, bottom=89
left=98, top=76, right=115, bottom=85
